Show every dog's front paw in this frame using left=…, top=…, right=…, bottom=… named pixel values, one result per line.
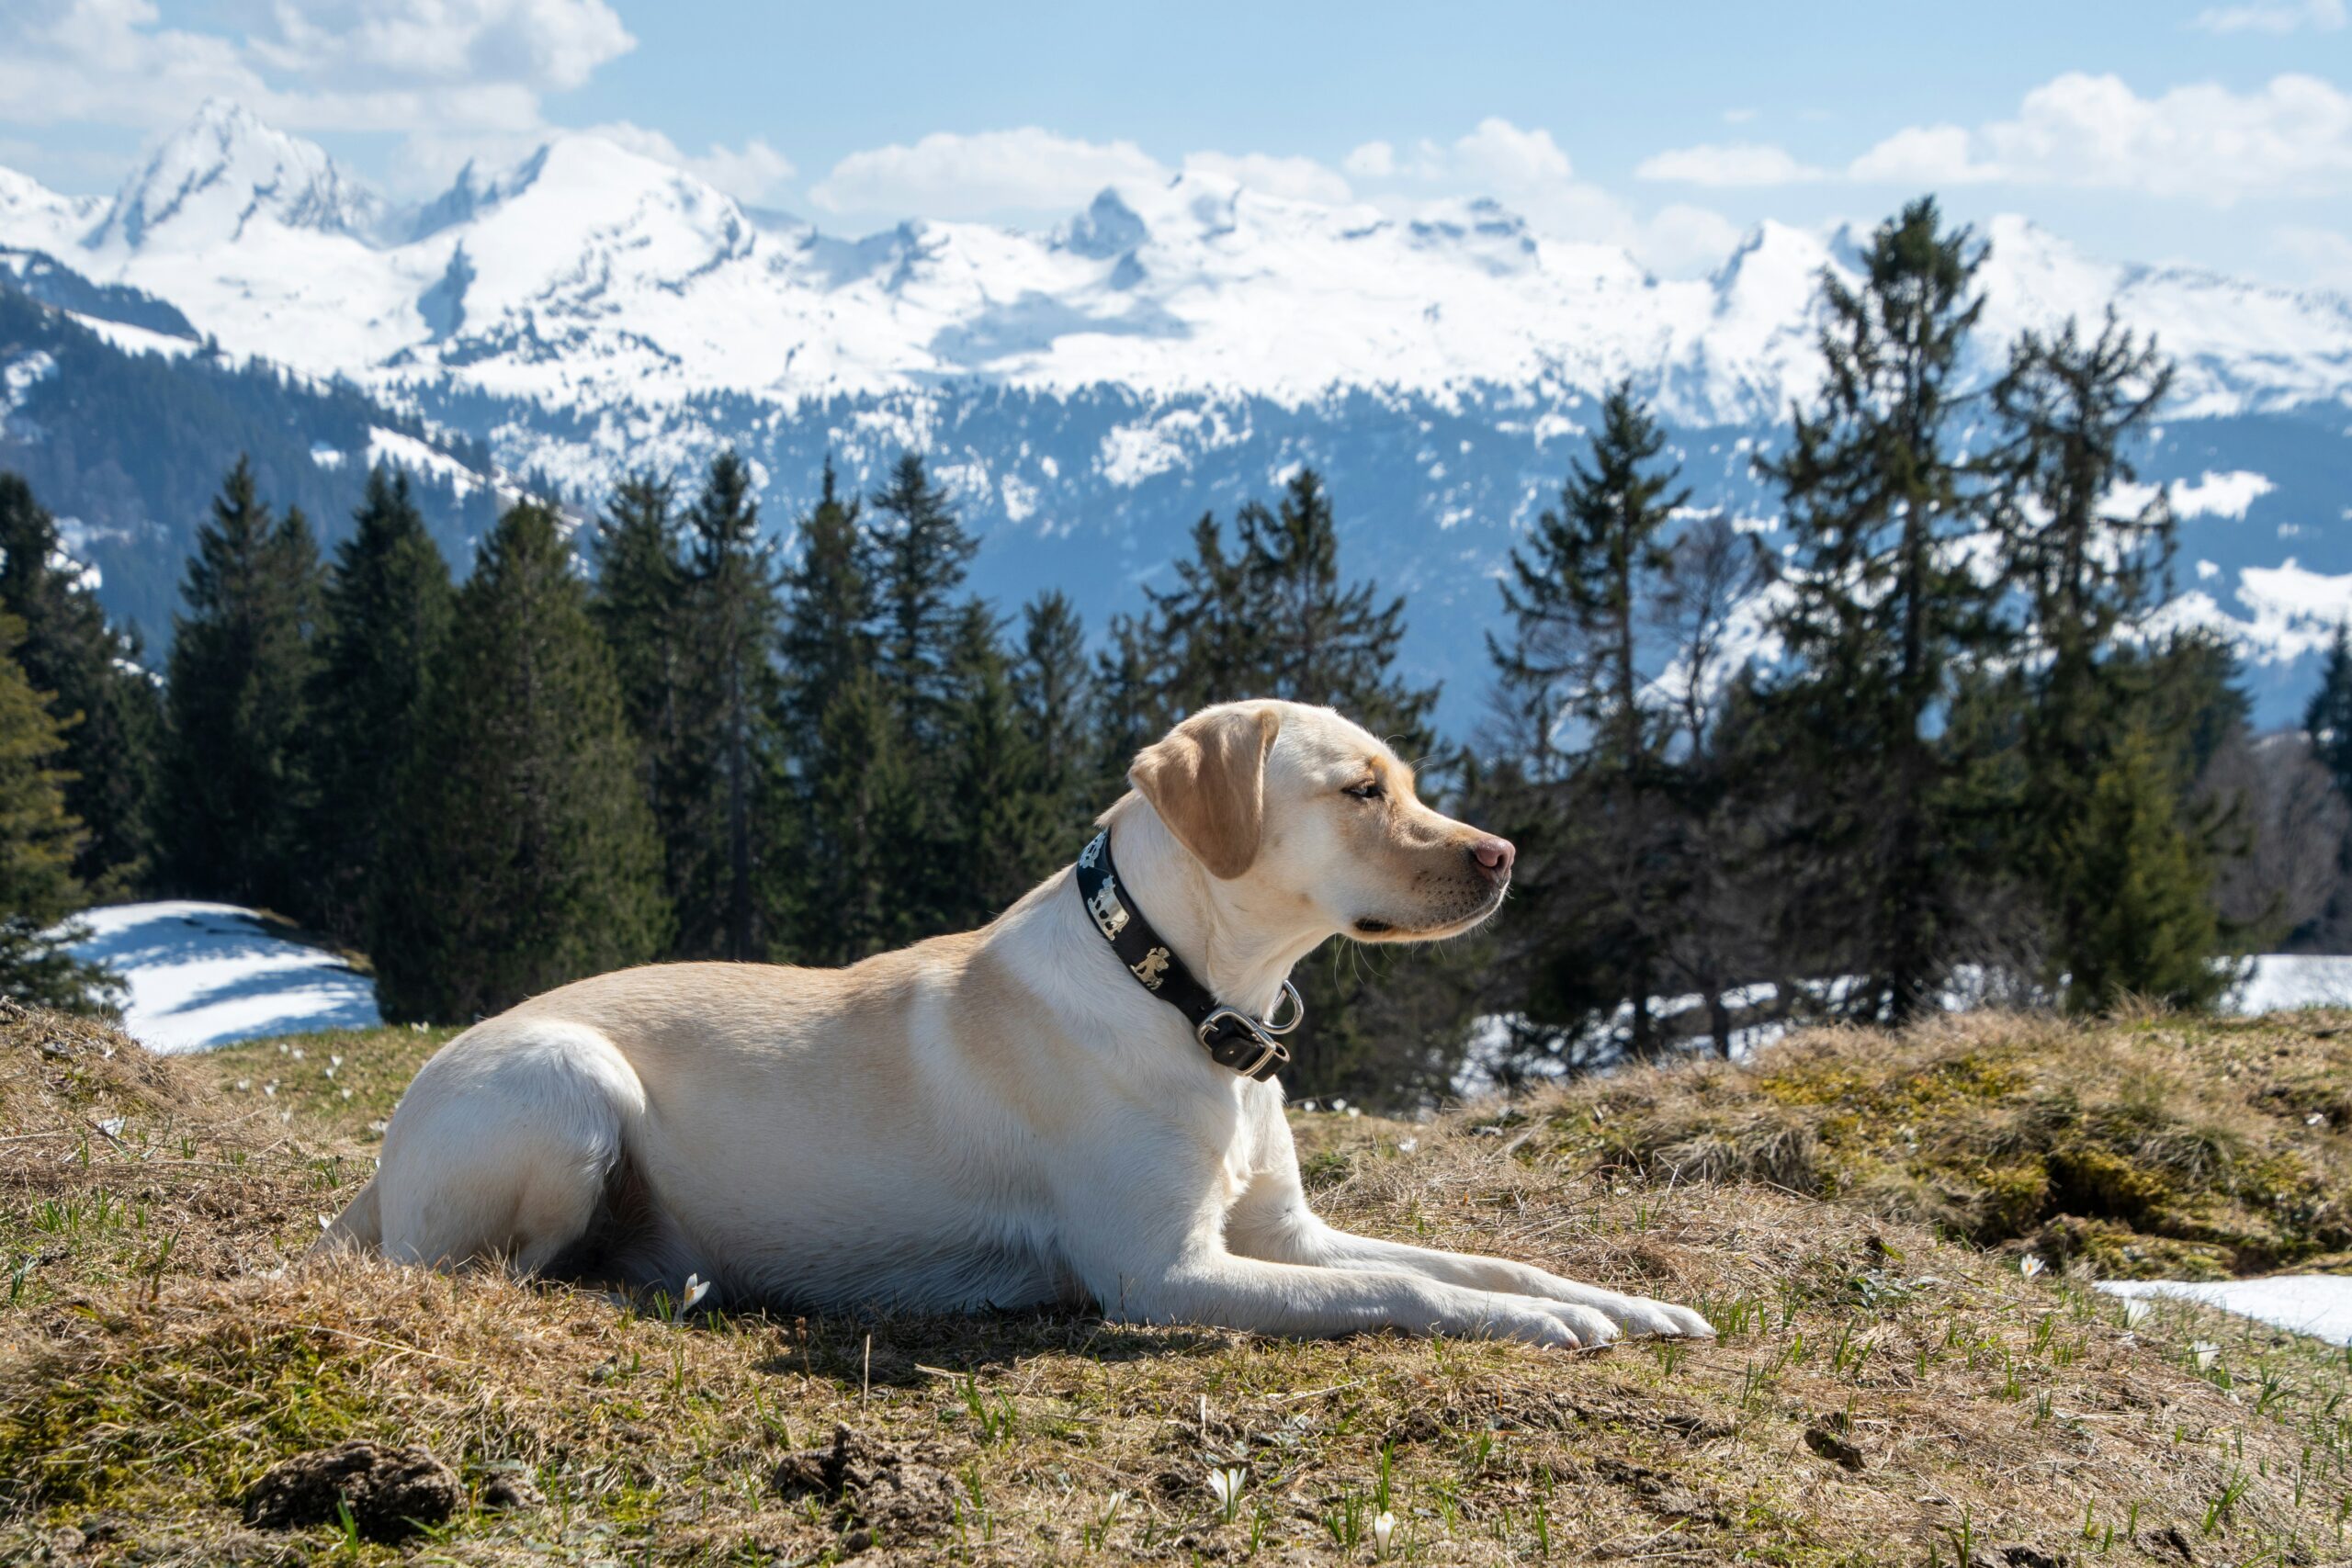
left=1596, top=1292, right=1715, bottom=1340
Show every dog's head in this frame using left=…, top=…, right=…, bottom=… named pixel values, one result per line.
left=1125, top=700, right=1513, bottom=943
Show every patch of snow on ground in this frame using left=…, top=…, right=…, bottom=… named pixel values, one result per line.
left=2098, top=1278, right=2352, bottom=1347
left=67, top=901, right=379, bottom=1054
left=2234, top=953, right=2352, bottom=1011
left=67, top=314, right=198, bottom=359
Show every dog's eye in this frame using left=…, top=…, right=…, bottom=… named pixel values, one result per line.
left=1342, top=780, right=1384, bottom=801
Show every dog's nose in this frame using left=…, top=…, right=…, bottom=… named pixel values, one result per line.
left=1470, top=835, right=1516, bottom=880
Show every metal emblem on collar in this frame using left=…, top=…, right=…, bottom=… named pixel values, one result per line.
left=1131, top=946, right=1170, bottom=988
left=1086, top=874, right=1129, bottom=939
left=1078, top=831, right=1106, bottom=871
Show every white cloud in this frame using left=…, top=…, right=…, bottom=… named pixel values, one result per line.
left=584, top=120, right=795, bottom=204
left=0, top=0, right=634, bottom=136
left=809, top=128, right=1162, bottom=219
left=1721, top=107, right=1758, bottom=125
left=1182, top=151, right=1351, bottom=205
left=1849, top=73, right=2352, bottom=202
left=1849, top=123, right=2002, bottom=186
left=241, top=0, right=632, bottom=92
left=1635, top=141, right=1826, bottom=187
left=2190, top=0, right=2345, bottom=32
left=1450, top=117, right=1574, bottom=186
left=1343, top=141, right=1396, bottom=179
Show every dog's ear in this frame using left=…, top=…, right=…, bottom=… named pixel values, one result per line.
left=1129, top=704, right=1282, bottom=879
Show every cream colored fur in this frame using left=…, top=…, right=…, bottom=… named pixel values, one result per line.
left=317, top=700, right=1713, bottom=1348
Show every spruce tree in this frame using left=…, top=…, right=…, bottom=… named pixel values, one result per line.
left=801, top=670, right=922, bottom=964
left=589, top=470, right=687, bottom=873
left=1093, top=611, right=1171, bottom=800
left=777, top=460, right=890, bottom=963
left=870, top=453, right=979, bottom=739
left=1989, top=313, right=2189, bottom=995
left=372, top=502, right=668, bottom=1021
left=0, top=615, right=115, bottom=1011
left=2305, top=626, right=2352, bottom=803
left=1758, top=198, right=1999, bottom=1023
left=1490, top=384, right=1690, bottom=1057
left=2057, top=725, right=2232, bottom=1013
left=160, top=457, right=324, bottom=911
left=303, top=467, right=453, bottom=942
left=941, top=601, right=1053, bottom=925
left=670, top=451, right=786, bottom=961
left=1238, top=469, right=1437, bottom=748
left=1014, top=590, right=1097, bottom=844
left=0, top=473, right=161, bottom=895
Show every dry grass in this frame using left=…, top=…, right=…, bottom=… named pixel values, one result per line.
left=0, top=1000, right=2347, bottom=1565
left=1520, top=1010, right=2352, bottom=1281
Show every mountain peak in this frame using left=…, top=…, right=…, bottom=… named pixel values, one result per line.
left=93, top=99, right=379, bottom=251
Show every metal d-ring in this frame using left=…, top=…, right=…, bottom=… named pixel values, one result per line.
left=1261, top=980, right=1306, bottom=1035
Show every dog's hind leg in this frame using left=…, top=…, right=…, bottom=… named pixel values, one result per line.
left=308, top=1175, right=382, bottom=1258
left=371, top=1021, right=648, bottom=1275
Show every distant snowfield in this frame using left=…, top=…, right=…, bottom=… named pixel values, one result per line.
left=2236, top=954, right=2352, bottom=1012
left=2098, top=1278, right=2352, bottom=1347
left=68, top=901, right=379, bottom=1054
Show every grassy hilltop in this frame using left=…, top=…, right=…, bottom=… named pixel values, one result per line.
left=0, top=1002, right=2347, bottom=1565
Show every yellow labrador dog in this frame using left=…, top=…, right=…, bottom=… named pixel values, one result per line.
left=321, top=700, right=1711, bottom=1348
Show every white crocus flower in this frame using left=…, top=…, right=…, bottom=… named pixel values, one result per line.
left=1374, top=1509, right=1397, bottom=1557
left=2121, top=1297, right=2153, bottom=1329
left=2018, top=1255, right=2044, bottom=1280
left=680, top=1273, right=711, bottom=1314
left=2191, top=1341, right=2220, bottom=1371
left=1207, top=1464, right=1246, bottom=1520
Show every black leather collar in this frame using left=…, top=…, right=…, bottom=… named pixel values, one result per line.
left=1074, top=828, right=1303, bottom=1082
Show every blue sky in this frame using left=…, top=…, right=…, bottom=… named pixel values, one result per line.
left=3, top=0, right=2347, bottom=287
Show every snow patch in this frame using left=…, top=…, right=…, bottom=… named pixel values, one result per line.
left=2098, top=1278, right=2352, bottom=1347
left=66, top=901, right=379, bottom=1054
left=1, top=348, right=55, bottom=415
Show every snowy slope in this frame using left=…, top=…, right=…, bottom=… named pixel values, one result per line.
left=68, top=902, right=380, bottom=1054
left=9, top=102, right=2348, bottom=426
left=6, top=102, right=2352, bottom=728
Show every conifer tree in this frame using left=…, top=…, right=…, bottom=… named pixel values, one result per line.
left=1147, top=513, right=1260, bottom=713
left=2056, top=725, right=2232, bottom=1013
left=2305, top=626, right=2352, bottom=804
left=870, top=453, right=979, bottom=739
left=1014, top=590, right=1097, bottom=843
left=303, top=467, right=452, bottom=942
left=1238, top=469, right=1437, bottom=748
left=777, top=460, right=873, bottom=741
left=589, top=470, right=687, bottom=859
left=372, top=502, right=667, bottom=1021
left=161, top=457, right=324, bottom=911
left=671, top=451, right=786, bottom=961
left=1758, top=198, right=1998, bottom=1022
left=0, top=474, right=160, bottom=894
left=776, top=460, right=895, bottom=963
left=1989, top=313, right=2190, bottom=994
left=941, top=601, right=1053, bottom=924
left=0, top=615, right=116, bottom=1011
left=1490, top=384, right=1690, bottom=1056
left=800, top=670, right=922, bottom=964
left=1092, top=611, right=1170, bottom=799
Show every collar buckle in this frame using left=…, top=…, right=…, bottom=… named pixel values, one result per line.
left=1197, top=1009, right=1293, bottom=1080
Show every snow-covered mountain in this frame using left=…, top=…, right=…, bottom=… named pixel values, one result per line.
left=6, top=101, right=2350, bottom=729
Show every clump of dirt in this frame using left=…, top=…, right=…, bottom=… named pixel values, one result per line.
left=773, top=1424, right=967, bottom=1553
left=241, top=1439, right=462, bottom=1541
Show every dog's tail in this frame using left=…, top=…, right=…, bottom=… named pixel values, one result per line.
left=310, top=1174, right=383, bottom=1259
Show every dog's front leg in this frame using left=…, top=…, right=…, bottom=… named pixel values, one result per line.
left=1224, top=1142, right=1714, bottom=1341
left=1055, top=1153, right=1620, bottom=1347
left=1091, top=1243, right=1626, bottom=1347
